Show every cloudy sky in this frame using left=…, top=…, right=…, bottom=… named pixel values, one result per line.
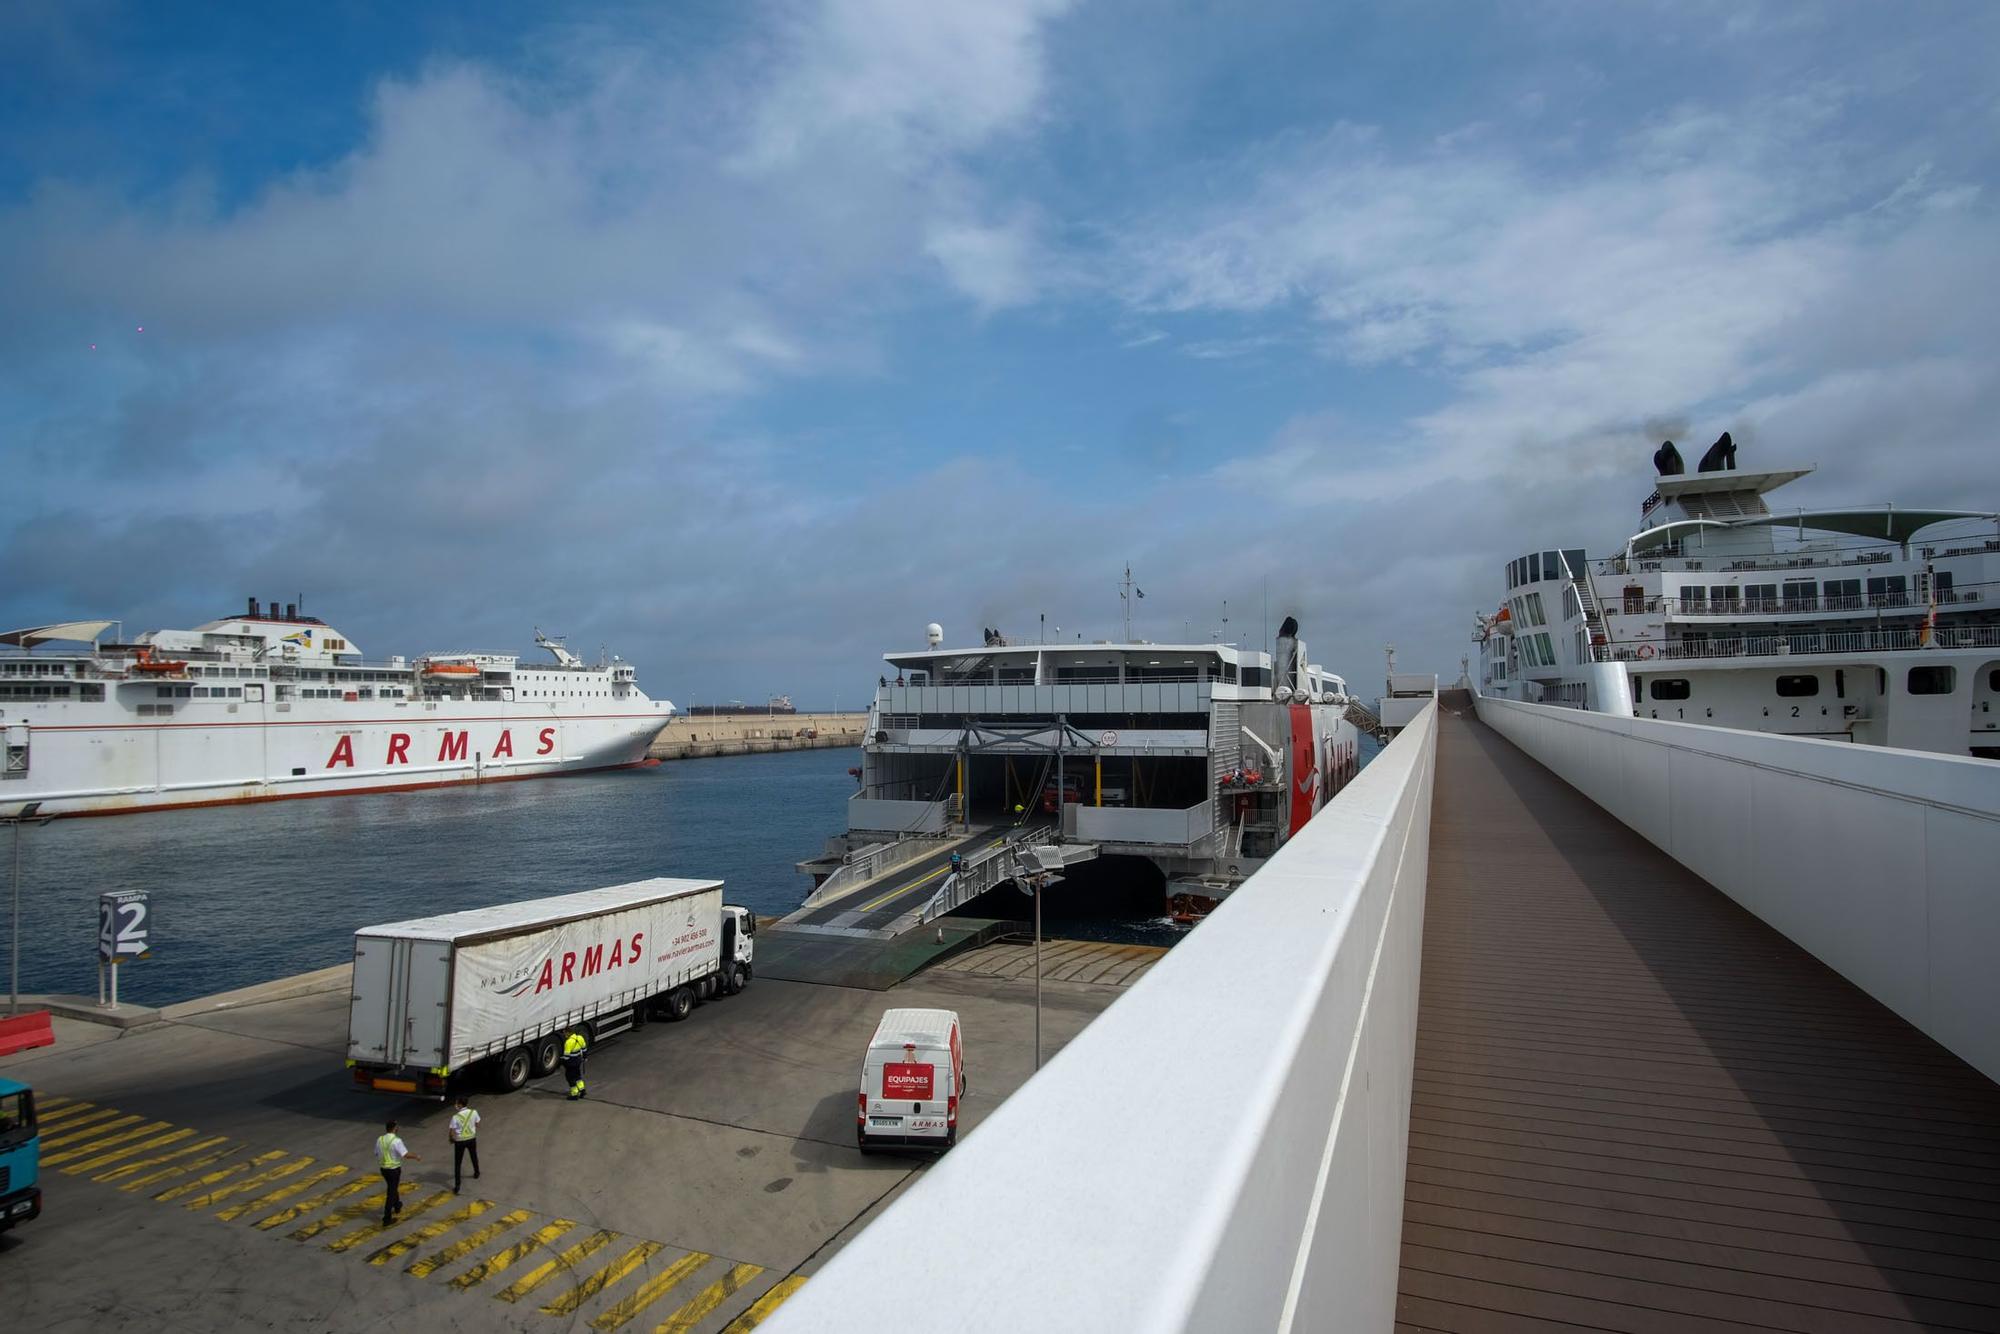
left=3, top=1, right=1995, bottom=704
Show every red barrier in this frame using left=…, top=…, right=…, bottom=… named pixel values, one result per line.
left=0, top=1010, right=55, bottom=1057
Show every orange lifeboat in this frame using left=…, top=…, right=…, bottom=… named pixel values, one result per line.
left=130, top=646, right=189, bottom=674
left=423, top=661, right=481, bottom=678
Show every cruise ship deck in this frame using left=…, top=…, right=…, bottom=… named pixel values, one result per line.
left=1402, top=701, right=2000, bottom=1332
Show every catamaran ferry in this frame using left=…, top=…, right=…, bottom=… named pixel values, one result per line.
left=0, top=598, right=675, bottom=816
left=1473, top=436, right=2000, bottom=758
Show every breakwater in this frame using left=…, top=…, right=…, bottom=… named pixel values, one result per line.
left=648, top=710, right=863, bottom=760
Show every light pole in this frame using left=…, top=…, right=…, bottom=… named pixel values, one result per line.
left=6, top=801, right=50, bottom=1015
left=1016, top=851, right=1065, bottom=1071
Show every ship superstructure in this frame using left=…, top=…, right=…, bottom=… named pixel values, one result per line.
left=810, top=617, right=1363, bottom=917
left=1474, top=438, right=2000, bottom=757
left=0, top=599, right=675, bottom=816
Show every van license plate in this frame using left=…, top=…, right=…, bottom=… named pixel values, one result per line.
left=869, top=1116, right=900, bottom=1126
left=910, top=1117, right=946, bottom=1132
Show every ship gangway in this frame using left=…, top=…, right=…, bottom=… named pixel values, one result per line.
left=768, top=688, right=2000, bottom=1331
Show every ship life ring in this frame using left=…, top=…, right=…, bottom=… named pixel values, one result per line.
left=1635, top=644, right=1655, bottom=660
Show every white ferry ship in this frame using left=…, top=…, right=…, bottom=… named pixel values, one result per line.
left=0, top=598, right=675, bottom=816
left=808, top=616, right=1363, bottom=919
left=1473, top=436, right=2000, bottom=758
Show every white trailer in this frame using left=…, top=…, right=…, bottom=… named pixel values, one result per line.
left=346, top=878, right=756, bottom=1097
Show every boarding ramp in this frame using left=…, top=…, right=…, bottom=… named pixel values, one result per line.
left=917, top=826, right=1098, bottom=925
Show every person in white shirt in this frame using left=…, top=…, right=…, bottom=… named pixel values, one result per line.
left=448, top=1096, right=482, bottom=1193
left=375, top=1120, right=419, bottom=1225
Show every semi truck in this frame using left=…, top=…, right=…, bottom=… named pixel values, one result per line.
left=0, top=1076, right=41, bottom=1232
left=346, top=878, right=755, bottom=1097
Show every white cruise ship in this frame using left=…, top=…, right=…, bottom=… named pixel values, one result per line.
left=1473, top=436, right=2000, bottom=758
left=0, top=599, right=675, bottom=816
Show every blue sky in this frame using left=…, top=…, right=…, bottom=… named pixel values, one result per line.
left=3, top=2, right=1996, bottom=704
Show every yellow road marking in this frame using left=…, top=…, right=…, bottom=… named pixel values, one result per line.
left=122, top=1143, right=242, bottom=1191
left=325, top=1188, right=454, bottom=1253
left=857, top=864, right=948, bottom=912
left=654, top=1263, right=761, bottom=1334
left=449, top=1218, right=575, bottom=1290
left=364, top=1198, right=492, bottom=1265
left=404, top=1207, right=529, bottom=1277
left=35, top=1099, right=100, bottom=1123
left=495, top=1228, right=617, bottom=1302
left=216, top=1163, right=348, bottom=1222
left=41, top=1120, right=172, bottom=1166
left=63, top=1126, right=194, bottom=1175
left=588, top=1250, right=711, bottom=1331
left=256, top=1175, right=375, bottom=1230
left=185, top=1155, right=314, bottom=1209
left=98, top=1135, right=229, bottom=1183
left=540, top=1240, right=665, bottom=1316
left=35, top=1094, right=73, bottom=1109
left=720, top=1274, right=809, bottom=1332
left=40, top=1111, right=139, bottom=1147
left=287, top=1186, right=412, bottom=1241
left=155, top=1149, right=288, bottom=1202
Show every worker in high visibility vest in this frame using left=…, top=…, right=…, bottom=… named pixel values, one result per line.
left=447, top=1095, right=481, bottom=1193
left=562, top=1030, right=588, bottom=1100
left=376, top=1119, right=419, bottom=1225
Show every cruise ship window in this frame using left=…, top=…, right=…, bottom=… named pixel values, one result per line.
left=1775, top=675, right=1819, bottom=698
left=1528, top=553, right=1541, bottom=582
left=1543, top=551, right=1559, bottom=579
left=1823, top=579, right=1860, bottom=609
left=157, top=686, right=173, bottom=698
left=1745, top=583, right=1777, bottom=611
left=1650, top=679, right=1692, bottom=701
left=1907, top=665, right=1955, bottom=695
left=1710, top=586, right=1739, bottom=608
left=1990, top=669, right=2000, bottom=692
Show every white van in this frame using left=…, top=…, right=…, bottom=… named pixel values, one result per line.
left=857, top=1008, right=965, bottom=1152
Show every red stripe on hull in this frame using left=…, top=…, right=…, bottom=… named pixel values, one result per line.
left=44, top=759, right=655, bottom=820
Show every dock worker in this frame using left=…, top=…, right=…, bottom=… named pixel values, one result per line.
left=562, top=1030, right=589, bottom=1100
left=448, top=1095, right=481, bottom=1193
left=376, top=1120, right=419, bottom=1225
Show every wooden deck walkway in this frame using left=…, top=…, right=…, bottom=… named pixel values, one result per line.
left=1400, top=705, right=2000, bottom=1333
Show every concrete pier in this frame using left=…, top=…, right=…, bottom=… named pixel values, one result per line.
left=648, top=712, right=864, bottom=761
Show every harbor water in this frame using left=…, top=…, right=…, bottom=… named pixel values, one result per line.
left=7, top=733, right=1380, bottom=1007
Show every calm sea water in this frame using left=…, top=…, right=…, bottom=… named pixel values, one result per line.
left=7, top=730, right=1381, bottom=1007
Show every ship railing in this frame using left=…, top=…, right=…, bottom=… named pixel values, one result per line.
left=1594, top=624, right=2000, bottom=662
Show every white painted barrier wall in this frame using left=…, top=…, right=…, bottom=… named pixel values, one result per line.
left=1477, top=696, right=2000, bottom=1084
left=767, top=704, right=1438, bottom=1333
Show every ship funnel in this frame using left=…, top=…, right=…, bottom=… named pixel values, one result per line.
left=248, top=597, right=260, bottom=617
left=925, top=622, right=943, bottom=648
left=286, top=603, right=297, bottom=620
left=1275, top=615, right=1304, bottom=698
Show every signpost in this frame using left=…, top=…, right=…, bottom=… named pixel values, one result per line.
left=97, top=890, right=151, bottom=1010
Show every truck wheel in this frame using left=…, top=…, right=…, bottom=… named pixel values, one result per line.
left=497, top=1047, right=533, bottom=1092
left=664, top=985, right=695, bottom=1022
left=530, top=1035, right=561, bottom=1078
left=725, top=963, right=747, bottom=995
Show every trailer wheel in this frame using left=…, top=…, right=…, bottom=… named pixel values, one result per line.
left=530, top=1035, right=562, bottom=1078
left=664, top=986, right=695, bottom=1022
left=497, top=1047, right=533, bottom=1092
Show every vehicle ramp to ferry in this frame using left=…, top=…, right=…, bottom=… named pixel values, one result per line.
left=769, top=694, right=2000, bottom=1333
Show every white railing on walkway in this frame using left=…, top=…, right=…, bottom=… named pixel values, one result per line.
left=766, top=703, right=1439, bottom=1333
left=1476, top=696, right=2000, bottom=1085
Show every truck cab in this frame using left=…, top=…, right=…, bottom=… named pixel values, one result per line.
left=0, top=1077, right=41, bottom=1232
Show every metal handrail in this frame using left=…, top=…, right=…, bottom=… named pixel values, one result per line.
left=1594, top=624, right=2000, bottom=662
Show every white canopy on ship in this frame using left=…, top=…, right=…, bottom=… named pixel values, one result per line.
left=0, top=620, right=114, bottom=648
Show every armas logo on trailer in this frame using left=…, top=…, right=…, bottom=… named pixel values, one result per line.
left=498, top=931, right=647, bottom=998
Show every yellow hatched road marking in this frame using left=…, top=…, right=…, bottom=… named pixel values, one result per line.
left=588, top=1250, right=711, bottom=1331
left=35, top=1094, right=74, bottom=1109
left=362, top=1198, right=492, bottom=1266
left=287, top=1186, right=412, bottom=1241
left=65, top=1126, right=196, bottom=1175
left=40, top=1111, right=139, bottom=1147
left=121, top=1143, right=241, bottom=1191
left=256, top=1175, right=375, bottom=1230
left=155, top=1149, right=288, bottom=1202
left=325, top=1188, right=453, bottom=1253
left=653, top=1263, right=761, bottom=1334
left=720, top=1274, right=809, bottom=1332
left=100, top=1136, right=229, bottom=1184
left=41, top=1120, right=172, bottom=1166
left=540, top=1240, right=664, bottom=1316
left=495, top=1228, right=618, bottom=1303
left=35, top=1099, right=100, bottom=1122
left=216, top=1163, right=349, bottom=1222
left=448, top=1218, right=575, bottom=1290
left=403, top=1208, right=530, bottom=1277
left=185, top=1155, right=314, bottom=1209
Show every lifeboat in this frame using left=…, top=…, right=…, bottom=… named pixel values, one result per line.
left=130, top=646, right=189, bottom=674
left=423, top=661, right=481, bottom=678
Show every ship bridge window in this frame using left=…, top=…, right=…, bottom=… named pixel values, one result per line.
left=1528, top=552, right=1541, bottom=582
left=1775, top=675, right=1819, bottom=698
left=1649, top=678, right=1692, bottom=701
left=1907, top=665, right=1956, bottom=696
left=1709, top=585, right=1740, bottom=610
